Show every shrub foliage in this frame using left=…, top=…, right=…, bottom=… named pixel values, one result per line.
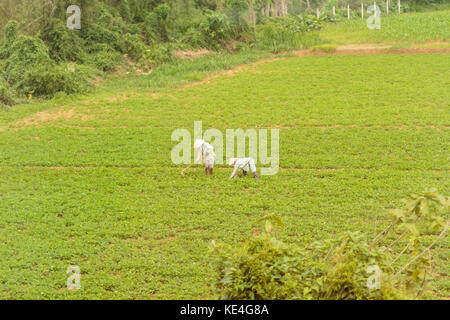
left=213, top=190, right=449, bottom=300
left=0, top=0, right=336, bottom=103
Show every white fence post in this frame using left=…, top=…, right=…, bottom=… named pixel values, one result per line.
left=398, top=0, right=401, bottom=13
left=333, top=6, right=335, bottom=17
left=316, top=7, right=320, bottom=18
left=347, top=4, right=350, bottom=19
left=386, top=0, right=389, bottom=14
left=361, top=3, right=364, bottom=19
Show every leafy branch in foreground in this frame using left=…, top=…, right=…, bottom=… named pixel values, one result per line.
left=211, top=189, right=448, bottom=300
left=370, top=189, right=448, bottom=296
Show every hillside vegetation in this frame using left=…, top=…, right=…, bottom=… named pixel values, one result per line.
left=1, top=1, right=448, bottom=107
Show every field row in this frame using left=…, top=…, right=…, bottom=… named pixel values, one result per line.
left=0, top=166, right=448, bottom=299
left=1, top=54, right=449, bottom=129
left=0, top=126, right=448, bottom=170
left=0, top=52, right=448, bottom=299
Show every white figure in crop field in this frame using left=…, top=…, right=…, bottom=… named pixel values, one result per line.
left=194, top=139, right=215, bottom=175
left=229, top=158, right=259, bottom=179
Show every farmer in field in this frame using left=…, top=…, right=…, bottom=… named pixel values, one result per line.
left=228, top=158, right=259, bottom=179
left=194, top=139, right=215, bottom=175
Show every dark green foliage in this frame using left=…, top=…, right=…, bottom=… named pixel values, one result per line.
left=0, top=22, right=95, bottom=98
left=320, top=233, right=400, bottom=300
left=0, top=20, right=19, bottom=58
left=83, top=24, right=125, bottom=52
left=3, top=35, right=53, bottom=84
left=224, top=0, right=250, bottom=36
left=183, top=10, right=233, bottom=49
left=255, top=15, right=324, bottom=52
left=214, top=235, right=312, bottom=299
left=124, top=33, right=146, bottom=60
left=4, top=20, right=19, bottom=42
left=119, top=0, right=133, bottom=22
left=40, top=19, right=85, bottom=62
left=144, top=4, right=171, bottom=42
left=213, top=191, right=448, bottom=300
left=137, top=43, right=173, bottom=69
left=86, top=48, right=123, bottom=72
left=200, top=10, right=233, bottom=48
left=213, top=231, right=404, bottom=300
left=96, top=3, right=116, bottom=27
left=15, top=63, right=94, bottom=96
left=225, top=0, right=248, bottom=12
left=0, top=77, right=14, bottom=106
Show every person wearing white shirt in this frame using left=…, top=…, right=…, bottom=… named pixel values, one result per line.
left=194, top=139, right=215, bottom=175
left=228, top=157, right=259, bottom=179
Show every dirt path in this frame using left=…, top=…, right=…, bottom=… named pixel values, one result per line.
left=181, top=57, right=283, bottom=89
left=294, top=43, right=450, bottom=56
left=183, top=44, right=450, bottom=89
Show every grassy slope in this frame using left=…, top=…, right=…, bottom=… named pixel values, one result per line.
left=317, top=10, right=450, bottom=45
left=0, top=52, right=448, bottom=299
left=0, top=49, right=272, bottom=125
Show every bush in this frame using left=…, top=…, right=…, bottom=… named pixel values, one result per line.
left=137, top=43, right=174, bottom=70
left=83, top=24, right=125, bottom=52
left=0, top=78, right=14, bottom=106
left=214, top=233, right=319, bottom=299
left=0, top=20, right=19, bottom=59
left=40, top=19, right=85, bottom=62
left=15, top=63, right=94, bottom=97
left=183, top=10, right=233, bottom=50
left=144, top=4, right=170, bottom=42
left=124, top=33, right=146, bottom=60
left=255, top=16, right=323, bottom=52
left=4, top=20, right=19, bottom=42
left=86, top=49, right=123, bottom=72
left=3, top=35, right=53, bottom=84
left=213, top=230, right=403, bottom=299
left=224, top=0, right=250, bottom=36
left=0, top=21, right=94, bottom=101
left=213, top=190, right=448, bottom=300
left=320, top=233, right=401, bottom=300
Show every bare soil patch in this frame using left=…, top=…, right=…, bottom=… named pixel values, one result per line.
left=173, top=49, right=212, bottom=60
left=294, top=44, right=450, bottom=56
left=14, top=107, right=74, bottom=128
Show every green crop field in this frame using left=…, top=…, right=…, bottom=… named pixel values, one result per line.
left=318, top=10, right=450, bottom=45
left=0, top=51, right=448, bottom=299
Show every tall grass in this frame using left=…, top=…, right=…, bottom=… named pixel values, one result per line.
left=256, top=26, right=322, bottom=53
left=100, top=49, right=271, bottom=93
